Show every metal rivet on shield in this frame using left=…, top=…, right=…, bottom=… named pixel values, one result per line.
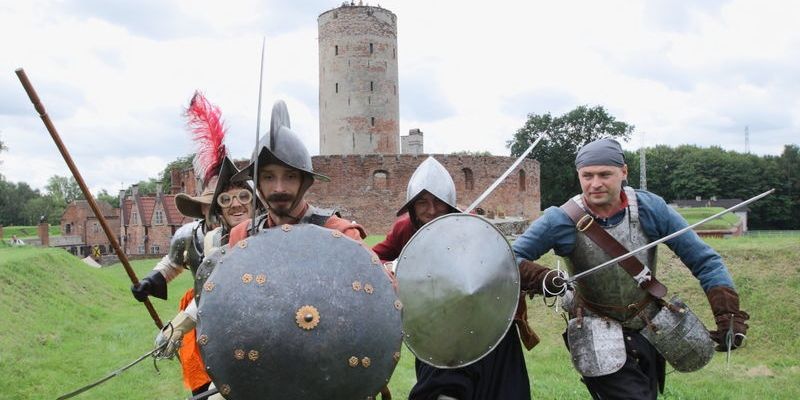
left=364, top=284, right=374, bottom=294
left=256, top=274, right=267, bottom=285
left=242, top=273, right=253, bottom=284
left=348, top=356, right=359, bottom=367
left=238, top=240, right=247, bottom=249
left=234, top=349, right=245, bottom=360
left=197, top=335, right=208, bottom=346
left=203, top=281, right=215, bottom=292
left=332, top=230, right=342, bottom=238
left=361, top=357, right=371, bottom=368
left=296, top=305, right=320, bottom=330
left=394, top=300, right=403, bottom=310
left=372, top=255, right=380, bottom=265
left=352, top=281, right=362, bottom=291
left=281, top=224, right=292, bottom=232
left=220, top=385, right=231, bottom=395
left=248, top=350, right=259, bottom=361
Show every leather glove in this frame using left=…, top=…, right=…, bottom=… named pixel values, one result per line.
left=519, top=259, right=565, bottom=297
left=131, top=270, right=168, bottom=302
left=706, top=286, right=749, bottom=351
left=154, top=311, right=196, bottom=359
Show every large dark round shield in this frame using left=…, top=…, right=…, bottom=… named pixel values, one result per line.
left=196, top=224, right=402, bottom=400
left=396, top=213, right=520, bottom=368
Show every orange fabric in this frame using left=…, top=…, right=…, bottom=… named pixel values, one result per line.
left=177, top=289, right=211, bottom=391
left=228, top=212, right=367, bottom=247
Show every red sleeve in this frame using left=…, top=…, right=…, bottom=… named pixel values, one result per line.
left=323, top=215, right=367, bottom=241
left=372, top=213, right=416, bottom=262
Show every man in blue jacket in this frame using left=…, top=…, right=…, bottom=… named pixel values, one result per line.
left=512, top=138, right=749, bottom=399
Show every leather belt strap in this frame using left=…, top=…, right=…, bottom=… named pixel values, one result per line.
left=561, top=199, right=667, bottom=299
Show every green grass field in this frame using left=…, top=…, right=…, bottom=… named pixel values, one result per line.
left=676, top=207, right=741, bottom=230
left=2, top=225, right=61, bottom=240
left=1, top=234, right=798, bottom=399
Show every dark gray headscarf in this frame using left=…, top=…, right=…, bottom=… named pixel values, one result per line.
left=574, top=138, right=625, bottom=169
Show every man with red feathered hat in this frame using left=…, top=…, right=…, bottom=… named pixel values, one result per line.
left=130, top=92, right=257, bottom=398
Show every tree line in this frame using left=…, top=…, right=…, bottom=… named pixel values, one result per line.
left=508, top=106, right=800, bottom=230
left=0, top=155, right=194, bottom=227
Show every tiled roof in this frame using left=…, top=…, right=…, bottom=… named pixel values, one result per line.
left=162, top=194, right=191, bottom=225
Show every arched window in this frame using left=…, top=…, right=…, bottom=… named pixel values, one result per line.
left=519, top=170, right=527, bottom=192
left=462, top=168, right=474, bottom=191
left=373, top=170, right=389, bottom=190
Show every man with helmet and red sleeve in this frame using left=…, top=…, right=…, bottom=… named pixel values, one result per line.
left=373, top=156, right=544, bottom=400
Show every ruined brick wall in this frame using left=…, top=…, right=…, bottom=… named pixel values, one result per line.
left=306, top=154, right=540, bottom=235
left=318, top=5, right=399, bottom=155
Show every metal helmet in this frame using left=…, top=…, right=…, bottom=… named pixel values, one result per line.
left=233, top=100, right=329, bottom=184
left=196, top=224, right=403, bottom=400
left=397, top=156, right=459, bottom=216
left=395, top=213, right=520, bottom=368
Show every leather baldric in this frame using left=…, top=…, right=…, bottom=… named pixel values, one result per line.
left=561, top=199, right=668, bottom=299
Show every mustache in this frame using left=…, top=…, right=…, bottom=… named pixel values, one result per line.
left=267, top=193, right=294, bottom=203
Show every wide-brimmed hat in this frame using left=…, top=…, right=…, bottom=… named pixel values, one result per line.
left=175, top=175, right=219, bottom=219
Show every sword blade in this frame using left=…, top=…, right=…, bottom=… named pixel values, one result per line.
left=567, top=188, right=775, bottom=284
left=252, top=36, right=266, bottom=235
left=465, top=134, right=545, bottom=213
left=56, top=348, right=159, bottom=400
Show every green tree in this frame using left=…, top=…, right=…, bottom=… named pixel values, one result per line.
left=0, top=180, right=41, bottom=225
left=22, top=195, right=64, bottom=225
left=45, top=175, right=83, bottom=204
left=96, top=189, right=120, bottom=208
left=159, top=154, right=194, bottom=192
left=507, top=105, right=634, bottom=208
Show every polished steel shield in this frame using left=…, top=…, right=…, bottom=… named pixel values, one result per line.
left=196, top=224, right=402, bottom=400
left=396, top=213, right=519, bottom=368
left=640, top=296, right=715, bottom=372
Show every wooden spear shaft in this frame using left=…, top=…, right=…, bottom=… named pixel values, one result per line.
left=15, top=68, right=163, bottom=329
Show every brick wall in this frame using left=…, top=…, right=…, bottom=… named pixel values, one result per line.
left=306, top=154, right=540, bottom=235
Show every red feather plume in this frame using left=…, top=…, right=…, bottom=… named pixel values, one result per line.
left=186, top=91, right=228, bottom=185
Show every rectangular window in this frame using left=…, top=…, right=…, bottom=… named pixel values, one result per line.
left=137, top=244, right=145, bottom=254
left=371, top=117, right=375, bottom=126
left=368, top=96, right=371, bottom=105
left=370, top=81, right=374, bottom=91
left=369, top=43, right=373, bottom=54
left=335, top=82, right=339, bottom=93
left=154, top=210, right=164, bottom=225
left=393, top=48, right=396, bottom=59
left=151, top=244, right=161, bottom=254
left=335, top=45, right=338, bottom=55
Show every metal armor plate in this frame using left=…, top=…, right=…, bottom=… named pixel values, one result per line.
left=168, top=221, right=204, bottom=276
left=196, top=224, right=402, bottom=400
left=396, top=213, right=519, bottom=368
left=193, top=246, right=225, bottom=303
left=567, top=315, right=626, bottom=377
left=640, top=296, right=715, bottom=372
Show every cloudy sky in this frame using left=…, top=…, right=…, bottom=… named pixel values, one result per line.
left=1, top=0, right=798, bottom=194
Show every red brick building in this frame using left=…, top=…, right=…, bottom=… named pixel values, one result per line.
left=59, top=200, right=120, bottom=256
left=307, top=154, right=540, bottom=235
left=119, top=184, right=192, bottom=255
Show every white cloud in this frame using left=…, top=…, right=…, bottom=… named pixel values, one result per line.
left=1, top=0, right=798, bottom=192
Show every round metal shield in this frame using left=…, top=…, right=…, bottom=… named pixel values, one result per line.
left=196, top=224, right=402, bottom=400
left=396, top=213, right=520, bottom=368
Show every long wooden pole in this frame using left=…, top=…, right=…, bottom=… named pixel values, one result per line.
left=15, top=68, right=163, bottom=329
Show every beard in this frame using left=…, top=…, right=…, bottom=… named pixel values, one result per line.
left=266, top=192, right=296, bottom=217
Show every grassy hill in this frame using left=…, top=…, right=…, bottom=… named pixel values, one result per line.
left=676, top=207, right=741, bottom=230
left=1, top=234, right=798, bottom=399
left=2, top=225, right=61, bottom=240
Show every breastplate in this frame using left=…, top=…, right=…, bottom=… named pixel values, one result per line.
left=564, top=188, right=657, bottom=322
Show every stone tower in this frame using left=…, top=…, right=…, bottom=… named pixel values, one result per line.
left=318, top=4, right=399, bottom=155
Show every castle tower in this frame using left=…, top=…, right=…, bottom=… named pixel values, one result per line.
left=318, top=4, right=399, bottom=155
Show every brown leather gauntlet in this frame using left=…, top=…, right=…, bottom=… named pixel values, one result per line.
left=519, top=259, right=562, bottom=297
left=706, top=286, right=750, bottom=351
